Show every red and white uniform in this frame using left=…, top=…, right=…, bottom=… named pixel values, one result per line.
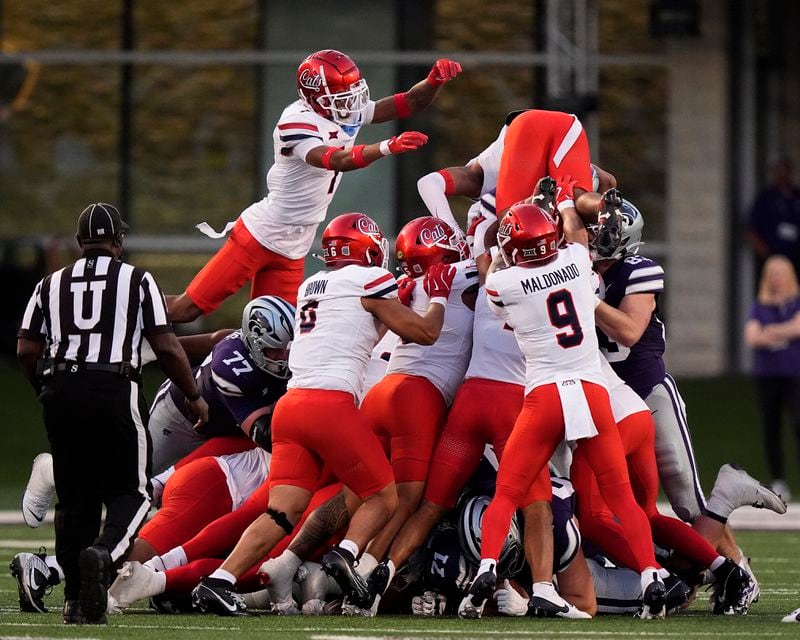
left=360, top=260, right=477, bottom=483
left=424, top=286, right=540, bottom=509
left=471, top=125, right=506, bottom=194
left=186, top=100, right=375, bottom=311
left=495, top=109, right=593, bottom=213
left=479, top=243, right=658, bottom=574
left=241, top=100, right=375, bottom=260
left=139, top=445, right=270, bottom=555
left=601, top=355, right=649, bottom=424
left=270, top=264, right=396, bottom=497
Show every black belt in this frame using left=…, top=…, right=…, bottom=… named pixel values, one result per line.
left=38, top=359, right=141, bottom=382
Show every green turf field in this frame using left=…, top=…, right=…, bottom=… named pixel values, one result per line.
left=0, top=525, right=796, bottom=638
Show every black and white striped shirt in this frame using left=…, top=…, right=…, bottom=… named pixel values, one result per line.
left=17, top=249, right=172, bottom=369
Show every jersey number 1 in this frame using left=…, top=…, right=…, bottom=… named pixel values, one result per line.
left=546, top=289, right=584, bottom=348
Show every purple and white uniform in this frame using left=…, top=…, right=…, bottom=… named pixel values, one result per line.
left=149, top=332, right=287, bottom=473
left=597, top=254, right=706, bottom=522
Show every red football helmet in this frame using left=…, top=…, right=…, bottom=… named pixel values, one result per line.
left=395, top=217, right=468, bottom=278
left=296, top=50, right=370, bottom=126
left=321, top=213, right=388, bottom=269
left=497, top=203, right=559, bottom=267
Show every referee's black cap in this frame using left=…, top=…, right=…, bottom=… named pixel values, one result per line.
left=77, top=203, right=130, bottom=241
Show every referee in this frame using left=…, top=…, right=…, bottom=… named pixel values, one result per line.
left=16, top=203, right=209, bottom=624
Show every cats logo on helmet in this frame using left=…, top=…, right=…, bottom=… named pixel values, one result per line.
left=298, top=69, right=323, bottom=91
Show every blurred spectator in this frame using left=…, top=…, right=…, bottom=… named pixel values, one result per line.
left=744, top=255, right=800, bottom=501
left=745, top=158, right=800, bottom=279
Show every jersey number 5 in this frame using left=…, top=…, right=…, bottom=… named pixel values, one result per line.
left=299, top=301, right=319, bottom=334
left=546, top=289, right=584, bottom=348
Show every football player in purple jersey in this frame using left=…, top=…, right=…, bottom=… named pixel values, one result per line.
left=591, top=199, right=786, bottom=612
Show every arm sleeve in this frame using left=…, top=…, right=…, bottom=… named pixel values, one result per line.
left=276, top=118, right=326, bottom=162
left=417, top=172, right=463, bottom=234
left=361, top=100, right=376, bottom=126
left=485, top=275, right=508, bottom=318
left=362, top=269, right=399, bottom=299
left=140, top=272, right=173, bottom=336
left=17, top=280, right=47, bottom=341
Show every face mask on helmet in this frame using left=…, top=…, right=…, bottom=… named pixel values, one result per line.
left=588, top=198, right=645, bottom=262
left=317, top=78, right=370, bottom=126
left=241, top=296, right=296, bottom=379
left=457, top=495, right=526, bottom=578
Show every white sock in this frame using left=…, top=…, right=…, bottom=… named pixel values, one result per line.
left=532, top=581, right=556, bottom=597
left=657, top=567, right=670, bottom=580
left=706, top=489, right=735, bottom=520
left=640, top=567, right=661, bottom=593
left=478, top=558, right=497, bottom=575
left=338, top=539, right=359, bottom=558
left=160, top=546, right=187, bottom=570
left=151, top=571, right=167, bottom=596
left=710, top=556, right=726, bottom=572
left=356, top=552, right=378, bottom=578
left=144, top=555, right=166, bottom=572
left=45, top=555, right=64, bottom=580
left=209, top=568, right=236, bottom=585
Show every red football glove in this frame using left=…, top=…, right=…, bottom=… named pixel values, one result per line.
left=423, top=263, right=457, bottom=300
left=386, top=131, right=429, bottom=154
left=555, top=176, right=579, bottom=212
left=397, top=275, right=416, bottom=307
left=427, top=59, right=462, bottom=86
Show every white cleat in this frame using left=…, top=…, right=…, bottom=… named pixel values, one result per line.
left=22, top=454, right=55, bottom=528
left=494, top=580, right=528, bottom=617
left=712, top=464, right=787, bottom=514
left=782, top=607, right=800, bottom=622
left=529, top=581, right=592, bottom=619
left=241, top=588, right=271, bottom=610
left=108, top=561, right=164, bottom=612
left=738, top=555, right=759, bottom=606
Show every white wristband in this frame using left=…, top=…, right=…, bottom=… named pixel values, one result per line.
left=429, top=296, right=448, bottom=307
left=379, top=139, right=392, bottom=156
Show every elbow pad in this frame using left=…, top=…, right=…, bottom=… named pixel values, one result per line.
left=250, top=414, right=273, bottom=452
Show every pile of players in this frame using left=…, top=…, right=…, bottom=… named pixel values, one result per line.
left=11, top=48, right=790, bottom=623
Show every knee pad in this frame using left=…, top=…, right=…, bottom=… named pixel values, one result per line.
left=266, top=508, right=294, bottom=535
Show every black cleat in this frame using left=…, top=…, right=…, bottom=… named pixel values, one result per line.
left=321, top=546, right=370, bottom=604
left=532, top=176, right=558, bottom=214
left=191, top=577, right=247, bottom=616
left=150, top=593, right=195, bottom=614
left=638, top=574, right=666, bottom=619
left=457, top=569, right=496, bottom=619
left=664, top=574, right=692, bottom=614
left=10, top=549, right=56, bottom=613
left=595, top=188, right=624, bottom=258
left=352, top=561, right=391, bottom=612
left=710, top=560, right=754, bottom=615
left=63, top=599, right=81, bottom=625
left=78, top=545, right=111, bottom=624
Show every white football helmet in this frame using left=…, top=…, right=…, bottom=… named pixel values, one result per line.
left=241, top=296, right=295, bottom=379
left=457, top=495, right=525, bottom=578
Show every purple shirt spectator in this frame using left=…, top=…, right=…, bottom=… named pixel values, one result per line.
left=749, top=297, right=800, bottom=377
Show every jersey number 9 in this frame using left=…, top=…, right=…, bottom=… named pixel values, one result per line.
left=546, top=289, right=584, bottom=349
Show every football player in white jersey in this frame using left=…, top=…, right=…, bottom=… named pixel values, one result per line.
left=457, top=200, right=665, bottom=620
left=168, top=51, right=461, bottom=322
left=345, top=217, right=477, bottom=609
left=190, top=212, right=458, bottom=615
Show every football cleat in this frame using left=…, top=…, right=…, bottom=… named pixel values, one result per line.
left=529, top=581, right=591, bottom=619
left=191, top=577, right=247, bottom=616
left=739, top=555, right=759, bottom=604
left=63, top=599, right=81, bottom=625
left=258, top=550, right=302, bottom=612
left=711, top=464, right=787, bottom=514
left=663, top=574, right=692, bottom=614
left=10, top=550, right=56, bottom=613
left=457, top=568, right=496, bottom=619
left=782, top=607, right=800, bottom=623
left=108, top=561, right=163, bottom=612
left=22, top=453, right=55, bottom=528
left=149, top=593, right=194, bottom=614
left=320, top=546, right=370, bottom=604
left=594, top=189, right=624, bottom=259
left=78, top=545, right=111, bottom=624
left=638, top=572, right=666, bottom=619
left=532, top=176, right=558, bottom=214
left=240, top=589, right=272, bottom=611
left=709, top=560, right=754, bottom=615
